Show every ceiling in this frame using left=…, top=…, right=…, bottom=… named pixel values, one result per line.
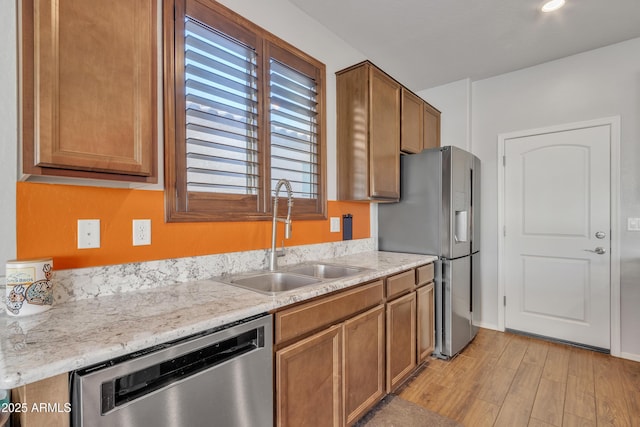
left=289, top=0, right=640, bottom=91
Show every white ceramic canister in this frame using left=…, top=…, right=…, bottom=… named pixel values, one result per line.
left=5, top=258, right=54, bottom=316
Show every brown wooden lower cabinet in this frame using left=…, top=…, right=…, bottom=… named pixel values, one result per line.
left=11, top=373, right=70, bottom=427
left=275, top=305, right=386, bottom=427
left=276, top=324, right=343, bottom=427
left=417, top=283, right=435, bottom=363
left=386, top=291, right=417, bottom=393
left=343, top=305, right=385, bottom=426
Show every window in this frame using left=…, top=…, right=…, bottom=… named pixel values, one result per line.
left=164, top=0, right=326, bottom=221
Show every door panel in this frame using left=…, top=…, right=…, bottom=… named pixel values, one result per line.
left=344, top=305, right=385, bottom=426
left=471, top=155, right=481, bottom=254
left=471, top=252, right=480, bottom=337
left=386, top=293, right=416, bottom=392
left=443, top=256, right=472, bottom=356
left=276, top=325, right=342, bottom=427
left=504, top=125, right=610, bottom=349
left=522, top=146, right=590, bottom=236
left=369, top=67, right=400, bottom=200
left=445, top=147, right=472, bottom=258
left=417, top=284, right=435, bottom=362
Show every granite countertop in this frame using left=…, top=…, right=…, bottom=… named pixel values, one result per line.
left=0, top=251, right=436, bottom=388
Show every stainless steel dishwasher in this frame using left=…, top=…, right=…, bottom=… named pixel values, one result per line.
left=71, top=314, right=273, bottom=427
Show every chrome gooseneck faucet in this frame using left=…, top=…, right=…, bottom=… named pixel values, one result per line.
left=269, top=179, right=293, bottom=271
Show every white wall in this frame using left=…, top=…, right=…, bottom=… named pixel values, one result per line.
left=0, top=1, right=17, bottom=270
left=417, top=79, right=472, bottom=151
left=468, top=37, right=640, bottom=356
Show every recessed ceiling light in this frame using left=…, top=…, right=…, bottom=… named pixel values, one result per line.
left=542, top=0, right=566, bottom=12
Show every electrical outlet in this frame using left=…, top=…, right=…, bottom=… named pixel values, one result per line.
left=330, top=217, right=340, bottom=233
left=133, top=219, right=152, bottom=246
left=78, top=219, right=100, bottom=249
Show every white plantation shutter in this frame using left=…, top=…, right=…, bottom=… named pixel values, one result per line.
left=269, top=59, right=319, bottom=200
left=167, top=0, right=325, bottom=221
left=184, top=18, right=259, bottom=195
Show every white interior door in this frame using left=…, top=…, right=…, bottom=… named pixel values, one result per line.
left=504, top=125, right=611, bottom=350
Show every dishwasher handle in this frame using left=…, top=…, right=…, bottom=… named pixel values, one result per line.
left=101, top=326, right=264, bottom=414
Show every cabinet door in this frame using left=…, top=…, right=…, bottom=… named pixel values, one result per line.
left=417, top=283, right=435, bottom=362
left=386, top=292, right=417, bottom=392
left=11, top=373, right=69, bottom=427
left=336, top=64, right=368, bottom=201
left=344, top=305, right=385, bottom=426
left=23, top=0, right=156, bottom=179
left=423, top=102, right=441, bottom=150
left=369, top=66, right=400, bottom=200
left=276, top=325, right=343, bottom=427
left=400, top=89, right=424, bottom=154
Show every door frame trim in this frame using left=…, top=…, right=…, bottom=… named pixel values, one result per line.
left=497, top=116, right=621, bottom=357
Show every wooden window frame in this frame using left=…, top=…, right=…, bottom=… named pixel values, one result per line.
left=164, top=0, right=327, bottom=222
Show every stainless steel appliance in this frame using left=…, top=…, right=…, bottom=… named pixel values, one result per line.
left=72, top=314, right=273, bottom=427
left=379, top=146, right=480, bottom=358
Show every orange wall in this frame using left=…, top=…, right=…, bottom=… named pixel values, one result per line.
left=16, top=182, right=370, bottom=270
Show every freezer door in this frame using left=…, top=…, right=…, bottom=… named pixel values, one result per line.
left=471, top=252, right=480, bottom=338
left=442, top=256, right=473, bottom=357
left=471, top=155, right=481, bottom=253
left=444, top=147, right=472, bottom=259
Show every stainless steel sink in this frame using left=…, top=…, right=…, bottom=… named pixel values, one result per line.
left=221, top=263, right=368, bottom=295
left=286, top=263, right=366, bottom=279
left=228, top=272, right=321, bottom=295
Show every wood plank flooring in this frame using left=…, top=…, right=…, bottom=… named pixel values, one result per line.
left=399, top=328, right=640, bottom=426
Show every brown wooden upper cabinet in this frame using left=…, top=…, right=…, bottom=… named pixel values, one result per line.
left=400, top=88, right=424, bottom=154
left=337, top=61, right=400, bottom=202
left=21, top=0, right=157, bottom=182
left=423, top=102, right=441, bottom=151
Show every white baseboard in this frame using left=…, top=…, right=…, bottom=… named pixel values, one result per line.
left=619, top=352, right=640, bottom=362
left=473, top=321, right=499, bottom=331
left=473, top=322, right=640, bottom=361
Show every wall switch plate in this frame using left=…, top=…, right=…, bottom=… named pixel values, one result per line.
left=628, top=217, right=640, bottom=231
left=330, top=217, right=340, bottom=233
left=133, top=219, right=152, bottom=246
left=78, top=219, right=100, bottom=249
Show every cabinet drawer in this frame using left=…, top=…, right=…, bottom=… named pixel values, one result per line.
left=416, top=263, right=435, bottom=286
left=275, top=280, right=384, bottom=344
left=385, top=270, right=415, bottom=300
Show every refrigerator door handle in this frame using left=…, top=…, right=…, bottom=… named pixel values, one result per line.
left=454, top=210, right=468, bottom=242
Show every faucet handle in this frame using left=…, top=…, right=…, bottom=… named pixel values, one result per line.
left=285, top=220, right=292, bottom=239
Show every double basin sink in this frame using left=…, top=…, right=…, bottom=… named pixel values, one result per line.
left=222, top=263, right=368, bottom=295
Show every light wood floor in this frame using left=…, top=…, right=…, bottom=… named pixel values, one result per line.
left=399, top=328, right=640, bottom=427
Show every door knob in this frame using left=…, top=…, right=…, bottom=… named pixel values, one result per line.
left=584, top=247, right=606, bottom=255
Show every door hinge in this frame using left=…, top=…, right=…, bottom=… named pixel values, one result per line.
left=503, top=296, right=506, bottom=306
left=503, top=226, right=506, bottom=237
left=503, top=155, right=506, bottom=167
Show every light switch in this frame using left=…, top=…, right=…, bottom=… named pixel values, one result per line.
left=628, top=217, right=640, bottom=231
left=330, top=217, right=340, bottom=233
left=78, top=219, right=100, bottom=249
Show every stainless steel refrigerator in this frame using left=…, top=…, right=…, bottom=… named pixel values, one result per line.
left=378, top=146, right=480, bottom=359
